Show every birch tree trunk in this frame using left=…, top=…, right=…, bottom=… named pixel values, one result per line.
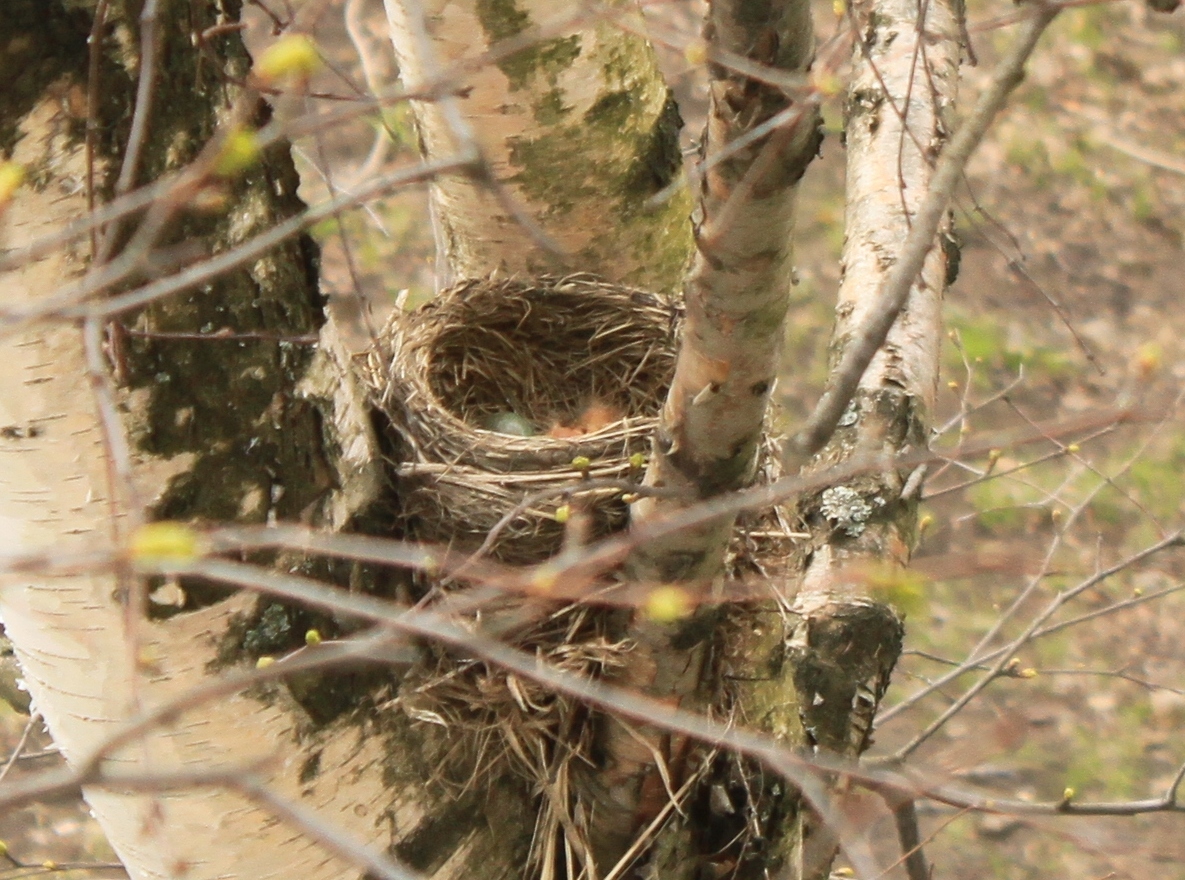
left=721, top=0, right=962, bottom=875
left=591, top=0, right=823, bottom=871
left=382, top=0, right=693, bottom=290
left=0, top=3, right=406, bottom=877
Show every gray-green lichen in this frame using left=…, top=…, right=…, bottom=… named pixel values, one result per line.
left=820, top=485, right=882, bottom=537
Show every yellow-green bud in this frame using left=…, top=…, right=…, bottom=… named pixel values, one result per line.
left=684, top=40, right=708, bottom=65
left=644, top=586, right=693, bottom=622
left=0, top=163, right=24, bottom=206
left=255, top=34, right=322, bottom=84
left=214, top=129, right=261, bottom=178
left=129, top=522, right=201, bottom=566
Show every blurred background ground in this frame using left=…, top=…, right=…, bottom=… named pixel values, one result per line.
left=5, top=1, right=1185, bottom=877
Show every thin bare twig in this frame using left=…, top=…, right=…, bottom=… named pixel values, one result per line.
left=889, top=797, right=931, bottom=880
left=84, top=0, right=110, bottom=261
left=0, top=714, right=41, bottom=785
left=882, top=394, right=1184, bottom=727
left=24, top=156, right=476, bottom=327
left=94, top=0, right=161, bottom=266
left=875, top=530, right=1183, bottom=758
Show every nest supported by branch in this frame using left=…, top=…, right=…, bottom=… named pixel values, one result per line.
left=364, top=274, right=802, bottom=880
left=368, top=274, right=680, bottom=562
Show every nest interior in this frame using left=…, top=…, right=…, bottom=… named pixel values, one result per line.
left=371, top=275, right=681, bottom=560
left=420, top=278, right=676, bottom=432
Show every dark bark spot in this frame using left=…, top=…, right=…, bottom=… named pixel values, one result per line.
left=0, top=424, right=42, bottom=440
left=631, top=89, right=684, bottom=193
left=666, top=430, right=757, bottom=498
left=393, top=795, right=481, bottom=873
left=0, top=1, right=91, bottom=154
left=652, top=548, right=709, bottom=582
left=690, top=752, right=799, bottom=880
left=669, top=605, right=723, bottom=650
left=791, top=601, right=903, bottom=755
left=942, top=227, right=962, bottom=287
left=299, top=750, right=322, bottom=784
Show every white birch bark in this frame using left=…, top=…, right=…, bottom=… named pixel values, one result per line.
left=590, top=0, right=822, bottom=869
left=0, top=4, right=537, bottom=879
left=775, top=0, right=962, bottom=875
left=382, top=0, right=693, bottom=289
left=799, top=0, right=960, bottom=600
left=0, top=84, right=410, bottom=880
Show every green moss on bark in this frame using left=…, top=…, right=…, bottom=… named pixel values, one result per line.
left=505, top=28, right=693, bottom=292
left=475, top=0, right=581, bottom=91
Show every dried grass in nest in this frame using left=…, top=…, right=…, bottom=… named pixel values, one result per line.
left=392, top=601, right=718, bottom=880
left=367, top=274, right=680, bottom=562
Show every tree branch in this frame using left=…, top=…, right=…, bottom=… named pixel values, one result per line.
left=790, top=1, right=1062, bottom=460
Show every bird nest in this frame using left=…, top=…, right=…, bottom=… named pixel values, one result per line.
left=368, top=274, right=680, bottom=562
left=363, top=274, right=802, bottom=879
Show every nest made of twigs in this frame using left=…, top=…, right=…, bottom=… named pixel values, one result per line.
left=367, top=274, right=680, bottom=562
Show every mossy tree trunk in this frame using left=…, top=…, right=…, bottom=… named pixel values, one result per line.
left=382, top=0, right=694, bottom=291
